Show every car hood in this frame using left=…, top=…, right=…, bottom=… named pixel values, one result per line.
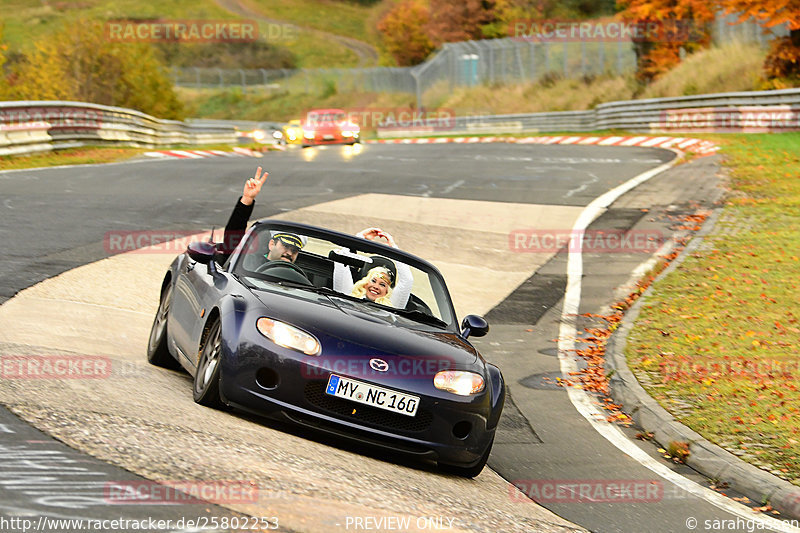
left=250, top=288, right=480, bottom=372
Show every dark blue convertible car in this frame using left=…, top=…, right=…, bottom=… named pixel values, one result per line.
left=147, top=219, right=505, bottom=477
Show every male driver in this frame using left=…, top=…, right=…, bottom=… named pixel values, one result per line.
left=218, top=167, right=305, bottom=265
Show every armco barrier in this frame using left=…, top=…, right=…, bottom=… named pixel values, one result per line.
left=377, top=88, right=800, bottom=137
left=0, top=101, right=237, bottom=157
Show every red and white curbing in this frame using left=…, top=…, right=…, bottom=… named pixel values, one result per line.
left=143, top=149, right=249, bottom=159
left=145, top=136, right=718, bottom=158
left=143, top=146, right=272, bottom=159
left=367, top=135, right=719, bottom=155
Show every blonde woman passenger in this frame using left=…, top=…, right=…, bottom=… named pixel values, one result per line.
left=332, top=228, right=412, bottom=308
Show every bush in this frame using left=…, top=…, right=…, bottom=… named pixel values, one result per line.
left=155, top=41, right=296, bottom=70
left=7, top=18, right=184, bottom=119
left=0, top=25, right=9, bottom=99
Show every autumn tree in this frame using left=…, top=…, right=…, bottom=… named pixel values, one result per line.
left=719, top=0, right=800, bottom=80
left=616, top=0, right=717, bottom=82
left=377, top=0, right=435, bottom=66
left=425, top=0, right=498, bottom=44
left=0, top=24, right=11, bottom=99
left=10, top=19, right=183, bottom=119
left=477, top=0, right=546, bottom=38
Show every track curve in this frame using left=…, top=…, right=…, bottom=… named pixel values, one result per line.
left=1, top=142, right=771, bottom=533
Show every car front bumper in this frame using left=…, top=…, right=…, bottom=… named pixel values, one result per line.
left=220, top=343, right=497, bottom=467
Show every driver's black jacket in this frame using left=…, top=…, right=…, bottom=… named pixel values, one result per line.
left=217, top=197, right=253, bottom=265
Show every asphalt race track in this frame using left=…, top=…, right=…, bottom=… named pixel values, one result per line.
left=0, top=142, right=790, bottom=533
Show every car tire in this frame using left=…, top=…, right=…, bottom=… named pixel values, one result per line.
left=439, top=437, right=494, bottom=478
left=147, top=282, right=179, bottom=369
left=193, top=318, right=224, bottom=408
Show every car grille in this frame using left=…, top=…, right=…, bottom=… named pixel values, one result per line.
left=304, top=381, right=433, bottom=433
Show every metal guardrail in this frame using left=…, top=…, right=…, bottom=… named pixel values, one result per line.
left=377, top=88, right=800, bottom=137
left=3, top=89, right=797, bottom=157
left=0, top=101, right=237, bottom=157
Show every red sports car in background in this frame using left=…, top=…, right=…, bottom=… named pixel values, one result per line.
left=302, top=108, right=360, bottom=146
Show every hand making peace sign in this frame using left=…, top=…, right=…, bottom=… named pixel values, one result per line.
left=241, top=166, right=268, bottom=206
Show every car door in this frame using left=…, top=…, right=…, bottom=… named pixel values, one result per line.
left=168, top=255, right=229, bottom=367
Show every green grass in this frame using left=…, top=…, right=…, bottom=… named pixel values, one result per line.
left=0, top=146, right=149, bottom=170
left=0, top=0, right=367, bottom=69
left=641, top=41, right=768, bottom=97
left=0, top=0, right=234, bottom=51
left=627, top=133, right=800, bottom=485
left=274, top=25, right=357, bottom=68
left=423, top=42, right=769, bottom=115
left=179, top=41, right=780, bottom=121
left=245, top=0, right=382, bottom=45
left=179, top=85, right=417, bottom=125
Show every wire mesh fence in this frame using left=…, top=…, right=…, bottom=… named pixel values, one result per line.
left=172, top=38, right=637, bottom=107
left=171, top=14, right=791, bottom=108
left=712, top=12, right=790, bottom=46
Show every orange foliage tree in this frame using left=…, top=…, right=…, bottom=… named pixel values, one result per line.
left=8, top=19, right=183, bottom=118
left=0, top=24, right=10, bottom=99
left=377, top=0, right=435, bottom=66
left=379, top=0, right=501, bottom=65
left=616, top=0, right=717, bottom=82
left=425, top=0, right=498, bottom=45
left=719, top=0, right=800, bottom=80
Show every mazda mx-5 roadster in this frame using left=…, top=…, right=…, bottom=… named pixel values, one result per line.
left=147, top=219, right=505, bottom=477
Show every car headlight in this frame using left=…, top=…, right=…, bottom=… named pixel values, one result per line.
left=341, top=130, right=354, bottom=137
left=256, top=317, right=321, bottom=355
left=303, top=130, right=315, bottom=139
left=433, top=371, right=485, bottom=395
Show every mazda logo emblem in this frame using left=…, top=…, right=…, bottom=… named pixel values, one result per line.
left=369, top=358, right=389, bottom=372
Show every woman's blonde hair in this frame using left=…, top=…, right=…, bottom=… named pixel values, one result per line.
left=351, top=266, right=394, bottom=305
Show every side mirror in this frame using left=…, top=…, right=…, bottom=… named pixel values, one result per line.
left=187, top=241, right=216, bottom=264
left=461, top=314, right=489, bottom=339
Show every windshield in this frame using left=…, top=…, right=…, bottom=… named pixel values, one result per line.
left=231, top=222, right=457, bottom=329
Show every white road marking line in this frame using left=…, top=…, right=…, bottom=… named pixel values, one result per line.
left=557, top=151, right=800, bottom=532
left=441, top=180, right=465, bottom=195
